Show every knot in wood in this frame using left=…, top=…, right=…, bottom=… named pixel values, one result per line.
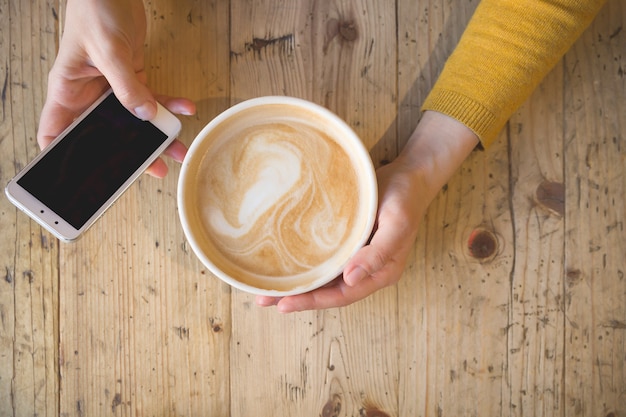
left=468, top=228, right=498, bottom=260
left=535, top=180, right=565, bottom=216
left=339, top=21, right=358, bottom=41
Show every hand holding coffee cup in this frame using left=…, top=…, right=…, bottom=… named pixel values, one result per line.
left=178, top=97, right=377, bottom=296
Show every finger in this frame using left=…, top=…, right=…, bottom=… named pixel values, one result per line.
left=274, top=276, right=388, bottom=313
left=145, top=158, right=169, bottom=178
left=37, top=103, right=76, bottom=149
left=144, top=139, right=188, bottom=178
left=161, top=139, right=188, bottom=163
left=256, top=295, right=281, bottom=307
left=155, top=95, right=196, bottom=117
left=98, top=56, right=157, bottom=120
left=343, top=212, right=410, bottom=286
left=37, top=74, right=114, bottom=149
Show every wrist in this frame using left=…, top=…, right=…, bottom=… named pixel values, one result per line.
left=397, top=111, right=479, bottom=200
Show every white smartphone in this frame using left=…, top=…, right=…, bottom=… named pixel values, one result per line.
left=5, top=89, right=182, bottom=242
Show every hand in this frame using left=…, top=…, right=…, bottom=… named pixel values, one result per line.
left=257, top=159, right=428, bottom=311
left=256, top=111, right=480, bottom=312
left=38, top=0, right=195, bottom=178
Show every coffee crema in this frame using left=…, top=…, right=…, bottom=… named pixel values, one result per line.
left=196, top=118, right=359, bottom=280
left=179, top=99, right=377, bottom=294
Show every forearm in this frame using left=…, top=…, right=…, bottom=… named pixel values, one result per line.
left=423, top=0, right=607, bottom=147
left=397, top=111, right=479, bottom=204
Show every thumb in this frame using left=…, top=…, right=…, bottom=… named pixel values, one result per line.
left=343, top=205, right=417, bottom=287
left=98, top=55, right=156, bottom=120
left=343, top=243, right=390, bottom=287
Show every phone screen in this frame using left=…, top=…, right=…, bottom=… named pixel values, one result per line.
left=17, top=93, right=168, bottom=229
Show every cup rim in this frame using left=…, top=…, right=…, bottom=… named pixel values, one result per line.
left=177, top=96, right=378, bottom=296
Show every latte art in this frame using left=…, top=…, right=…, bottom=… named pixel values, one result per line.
left=179, top=97, right=377, bottom=295
left=197, top=121, right=359, bottom=277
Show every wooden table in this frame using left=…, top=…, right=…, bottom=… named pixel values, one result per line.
left=1, top=1, right=625, bottom=416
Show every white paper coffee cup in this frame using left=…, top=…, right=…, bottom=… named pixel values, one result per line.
left=178, top=96, right=377, bottom=296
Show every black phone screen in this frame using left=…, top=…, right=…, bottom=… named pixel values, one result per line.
left=18, top=93, right=168, bottom=229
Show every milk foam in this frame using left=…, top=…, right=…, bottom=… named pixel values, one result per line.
left=196, top=120, right=358, bottom=277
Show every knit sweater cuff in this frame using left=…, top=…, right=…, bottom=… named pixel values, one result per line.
left=421, top=89, right=505, bottom=148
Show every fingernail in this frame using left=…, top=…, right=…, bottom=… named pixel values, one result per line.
left=277, top=303, right=296, bottom=314
left=345, top=266, right=368, bottom=286
left=134, top=102, right=156, bottom=120
left=256, top=297, right=278, bottom=307
left=180, top=106, right=196, bottom=116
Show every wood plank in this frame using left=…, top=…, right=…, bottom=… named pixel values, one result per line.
left=396, top=0, right=478, bottom=148
left=396, top=137, right=513, bottom=417
left=57, top=1, right=232, bottom=415
left=2, top=0, right=624, bottom=415
left=229, top=1, right=399, bottom=415
left=0, top=1, right=60, bottom=416
left=229, top=0, right=397, bottom=160
left=563, top=2, right=626, bottom=415
left=507, top=57, right=567, bottom=416
left=396, top=1, right=513, bottom=416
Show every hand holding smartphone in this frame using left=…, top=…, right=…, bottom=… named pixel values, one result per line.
left=5, top=89, right=182, bottom=242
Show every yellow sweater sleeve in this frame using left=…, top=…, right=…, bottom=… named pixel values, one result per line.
left=422, top=0, right=607, bottom=148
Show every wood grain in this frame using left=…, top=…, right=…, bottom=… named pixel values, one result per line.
left=229, top=1, right=399, bottom=416
left=397, top=2, right=512, bottom=416
left=56, top=1, right=232, bottom=416
left=563, top=2, right=626, bottom=415
left=0, top=1, right=624, bottom=416
left=0, top=1, right=59, bottom=416
left=508, top=55, right=567, bottom=417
